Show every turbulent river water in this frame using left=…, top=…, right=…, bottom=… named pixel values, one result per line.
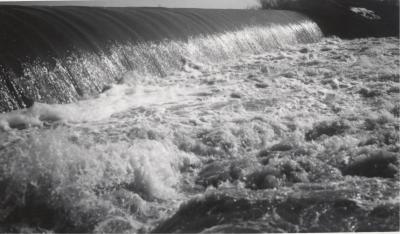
left=0, top=6, right=399, bottom=234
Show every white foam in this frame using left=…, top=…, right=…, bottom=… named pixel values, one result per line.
left=0, top=75, right=207, bottom=131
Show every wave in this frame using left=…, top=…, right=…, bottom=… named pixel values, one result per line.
left=0, top=6, right=322, bottom=112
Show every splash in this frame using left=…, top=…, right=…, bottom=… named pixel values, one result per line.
left=0, top=35, right=398, bottom=232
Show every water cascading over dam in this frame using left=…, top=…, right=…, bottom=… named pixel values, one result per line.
left=0, top=6, right=322, bottom=112
left=0, top=4, right=399, bottom=234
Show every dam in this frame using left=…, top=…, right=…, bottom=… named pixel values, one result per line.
left=0, top=6, right=322, bottom=112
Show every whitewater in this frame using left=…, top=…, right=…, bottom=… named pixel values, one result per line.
left=0, top=5, right=399, bottom=233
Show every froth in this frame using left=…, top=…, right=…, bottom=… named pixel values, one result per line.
left=0, top=127, right=198, bottom=231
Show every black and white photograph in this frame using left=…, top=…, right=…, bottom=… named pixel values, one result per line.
left=0, top=0, right=399, bottom=233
